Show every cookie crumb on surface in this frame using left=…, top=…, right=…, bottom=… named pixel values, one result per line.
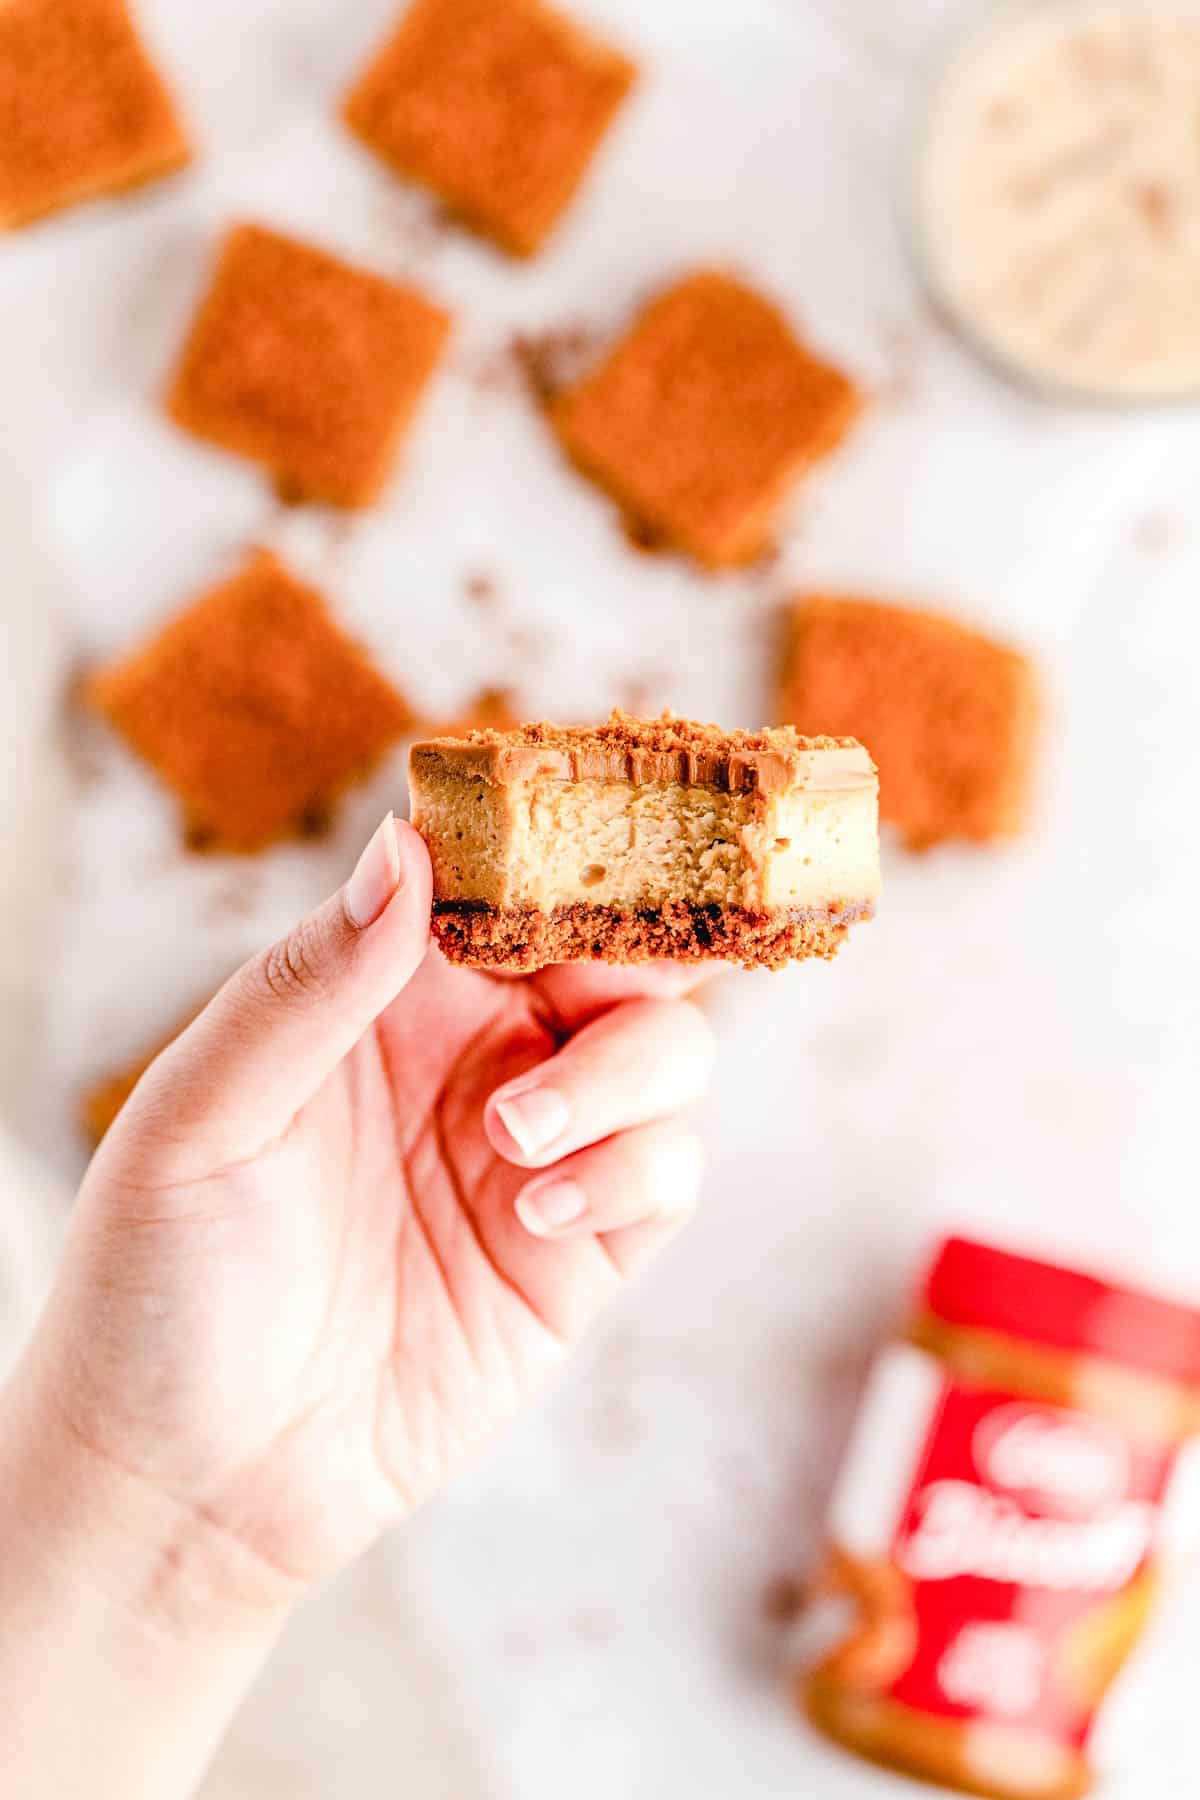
left=761, top=1572, right=808, bottom=1629
left=1130, top=511, right=1178, bottom=555
left=463, top=572, right=499, bottom=610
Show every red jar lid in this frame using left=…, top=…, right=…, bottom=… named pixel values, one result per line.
left=924, top=1237, right=1200, bottom=1389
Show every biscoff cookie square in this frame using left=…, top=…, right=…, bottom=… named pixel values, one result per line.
left=343, top=0, right=635, bottom=257
left=166, top=222, right=451, bottom=508
left=0, top=0, right=190, bottom=230
left=549, top=272, right=861, bottom=568
left=86, top=550, right=414, bottom=852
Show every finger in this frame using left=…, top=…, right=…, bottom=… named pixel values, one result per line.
left=483, top=995, right=714, bottom=1170
left=513, top=1119, right=703, bottom=1241
left=125, top=816, right=433, bottom=1176
left=529, top=961, right=720, bottom=1031
left=597, top=1205, right=700, bottom=1281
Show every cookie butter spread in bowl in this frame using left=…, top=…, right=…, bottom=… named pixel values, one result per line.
left=916, top=1, right=1200, bottom=400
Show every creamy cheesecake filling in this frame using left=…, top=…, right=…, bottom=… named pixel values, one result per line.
left=761, top=783, right=880, bottom=911
left=413, top=768, right=879, bottom=913
left=513, top=779, right=754, bottom=909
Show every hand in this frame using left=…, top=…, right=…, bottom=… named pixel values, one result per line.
left=12, top=815, right=714, bottom=1610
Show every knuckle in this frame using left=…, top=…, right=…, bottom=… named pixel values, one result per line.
left=660, top=1120, right=705, bottom=1187
left=637, top=994, right=716, bottom=1061
left=683, top=997, right=717, bottom=1059
left=260, top=924, right=325, bottom=1006
left=670, top=998, right=716, bottom=1082
left=641, top=1121, right=704, bottom=1219
left=636, top=1117, right=704, bottom=1183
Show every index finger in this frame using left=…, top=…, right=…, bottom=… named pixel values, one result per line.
left=527, top=959, right=723, bottom=1031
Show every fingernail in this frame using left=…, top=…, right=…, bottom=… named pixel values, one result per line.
left=345, top=814, right=401, bottom=930
left=494, top=1087, right=569, bottom=1158
left=516, top=1180, right=587, bottom=1238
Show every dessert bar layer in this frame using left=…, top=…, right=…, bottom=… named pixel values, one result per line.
left=410, top=713, right=879, bottom=970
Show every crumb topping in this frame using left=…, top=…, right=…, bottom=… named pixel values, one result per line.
left=456, top=708, right=857, bottom=757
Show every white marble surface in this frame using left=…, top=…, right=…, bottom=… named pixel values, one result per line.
left=2, top=0, right=1200, bottom=1795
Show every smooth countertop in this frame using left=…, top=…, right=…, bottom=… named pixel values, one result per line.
left=2, top=1, right=1199, bottom=1794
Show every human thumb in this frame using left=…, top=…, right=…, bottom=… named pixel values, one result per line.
left=114, top=814, right=432, bottom=1181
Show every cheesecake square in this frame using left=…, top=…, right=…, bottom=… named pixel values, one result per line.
left=778, top=595, right=1038, bottom=850
left=343, top=0, right=636, bottom=258
left=166, top=222, right=451, bottom=508
left=0, top=0, right=190, bottom=230
left=86, top=550, right=414, bottom=852
left=409, top=711, right=879, bottom=970
left=550, top=273, right=861, bottom=568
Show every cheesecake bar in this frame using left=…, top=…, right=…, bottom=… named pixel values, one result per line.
left=0, top=0, right=190, bottom=230
left=167, top=222, right=451, bottom=508
left=549, top=273, right=861, bottom=568
left=409, top=712, right=879, bottom=970
left=778, top=595, right=1037, bottom=850
left=343, top=0, right=636, bottom=258
left=86, top=550, right=413, bottom=852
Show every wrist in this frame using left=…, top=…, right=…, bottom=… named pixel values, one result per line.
left=0, top=1353, right=298, bottom=1644
left=0, top=1357, right=293, bottom=1799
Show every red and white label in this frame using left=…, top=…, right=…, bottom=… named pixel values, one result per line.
left=827, top=1349, right=1189, bottom=1753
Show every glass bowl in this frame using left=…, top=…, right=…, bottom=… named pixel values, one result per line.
left=908, top=0, right=1200, bottom=404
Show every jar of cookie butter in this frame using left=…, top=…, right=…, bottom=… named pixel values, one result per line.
left=798, top=1238, right=1200, bottom=1799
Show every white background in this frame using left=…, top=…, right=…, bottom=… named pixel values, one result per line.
left=2, top=0, right=1199, bottom=1794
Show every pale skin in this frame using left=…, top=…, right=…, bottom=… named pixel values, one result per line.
left=0, top=816, right=714, bottom=1798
